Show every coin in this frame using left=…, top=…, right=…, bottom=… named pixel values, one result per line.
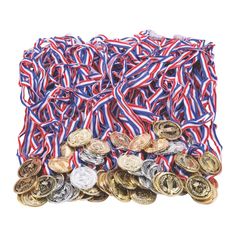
left=110, top=132, right=131, bottom=149
left=87, top=192, right=109, bottom=202
left=48, top=182, right=74, bottom=203
left=128, top=133, right=151, bottom=152
left=60, top=143, right=75, bottom=158
left=175, top=153, right=200, bottom=173
left=185, top=175, right=213, bottom=201
left=67, top=128, right=92, bottom=147
left=131, top=188, right=157, bottom=204
left=114, top=169, right=137, bottom=190
left=14, top=176, right=37, bottom=194
left=48, top=157, right=72, bottom=173
left=70, top=166, right=97, bottom=190
left=86, top=139, right=110, bottom=155
left=144, top=139, right=169, bottom=153
left=18, top=192, right=47, bottom=207
left=153, top=120, right=182, bottom=140
left=118, top=154, right=143, bottom=172
left=18, top=158, right=42, bottom=178
left=110, top=179, right=131, bottom=202
left=32, top=175, right=57, bottom=198
left=153, top=172, right=184, bottom=196
left=198, top=152, right=222, bottom=175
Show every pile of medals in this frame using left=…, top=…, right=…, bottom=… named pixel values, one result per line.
left=14, top=120, right=222, bottom=207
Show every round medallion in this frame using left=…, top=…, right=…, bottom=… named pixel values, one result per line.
left=128, top=133, right=151, bottom=152
left=60, top=143, right=75, bottom=158
left=86, top=139, right=110, bottom=155
left=131, top=188, right=157, bottom=204
left=48, top=157, right=72, bottom=173
left=70, top=166, right=97, bottom=190
left=32, top=175, right=57, bottom=198
left=110, top=132, right=131, bottom=149
left=117, top=154, right=143, bottom=172
left=47, top=182, right=74, bottom=203
left=175, top=153, right=200, bottom=173
left=14, top=176, right=37, bottom=194
left=18, top=158, right=42, bottom=178
left=110, top=179, right=131, bottom=202
left=144, top=139, right=169, bottom=153
left=186, top=175, right=213, bottom=201
left=198, top=152, right=222, bottom=175
left=153, top=120, right=182, bottom=140
left=18, top=192, right=47, bottom=207
left=67, top=128, right=92, bottom=147
left=114, top=169, right=137, bottom=190
left=153, top=172, right=183, bottom=196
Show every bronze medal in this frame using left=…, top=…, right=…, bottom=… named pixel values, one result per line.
left=14, top=176, right=37, bottom=194
left=32, top=175, right=57, bottom=198
left=18, top=158, right=42, bottom=178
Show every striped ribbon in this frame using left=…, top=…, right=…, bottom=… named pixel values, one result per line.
left=17, top=30, right=222, bottom=179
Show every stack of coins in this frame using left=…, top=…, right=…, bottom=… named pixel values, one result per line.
left=14, top=122, right=221, bottom=206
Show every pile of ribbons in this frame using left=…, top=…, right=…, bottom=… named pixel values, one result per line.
left=18, top=30, right=222, bottom=181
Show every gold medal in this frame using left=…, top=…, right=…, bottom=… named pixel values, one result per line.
left=87, top=192, right=109, bottom=202
left=110, top=132, right=131, bottom=149
left=198, top=152, right=222, bottom=175
left=117, top=154, right=143, bottom=172
left=144, top=138, right=169, bottom=153
left=185, top=175, right=213, bottom=201
left=128, top=133, right=151, bottom=152
left=114, top=169, right=137, bottom=190
left=153, top=172, right=184, bottom=196
left=175, top=153, right=200, bottom=173
left=48, top=157, right=72, bottom=173
left=192, top=184, right=217, bottom=204
left=81, top=185, right=101, bottom=196
left=60, top=143, right=75, bottom=158
left=67, top=128, right=92, bottom=147
left=14, top=176, right=37, bottom=194
left=110, top=179, right=131, bottom=202
left=130, top=188, right=157, bottom=204
left=18, top=158, right=42, bottom=178
left=86, top=139, right=110, bottom=155
left=153, top=120, right=182, bottom=140
left=18, top=192, right=47, bottom=207
left=32, top=175, right=56, bottom=198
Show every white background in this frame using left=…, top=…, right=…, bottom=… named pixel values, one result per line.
left=0, top=0, right=235, bottom=235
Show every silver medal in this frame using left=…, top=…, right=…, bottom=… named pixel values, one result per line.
left=70, top=166, right=97, bottom=190
left=47, top=182, right=73, bottom=203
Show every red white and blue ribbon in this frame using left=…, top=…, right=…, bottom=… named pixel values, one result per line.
left=17, top=30, right=222, bottom=178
